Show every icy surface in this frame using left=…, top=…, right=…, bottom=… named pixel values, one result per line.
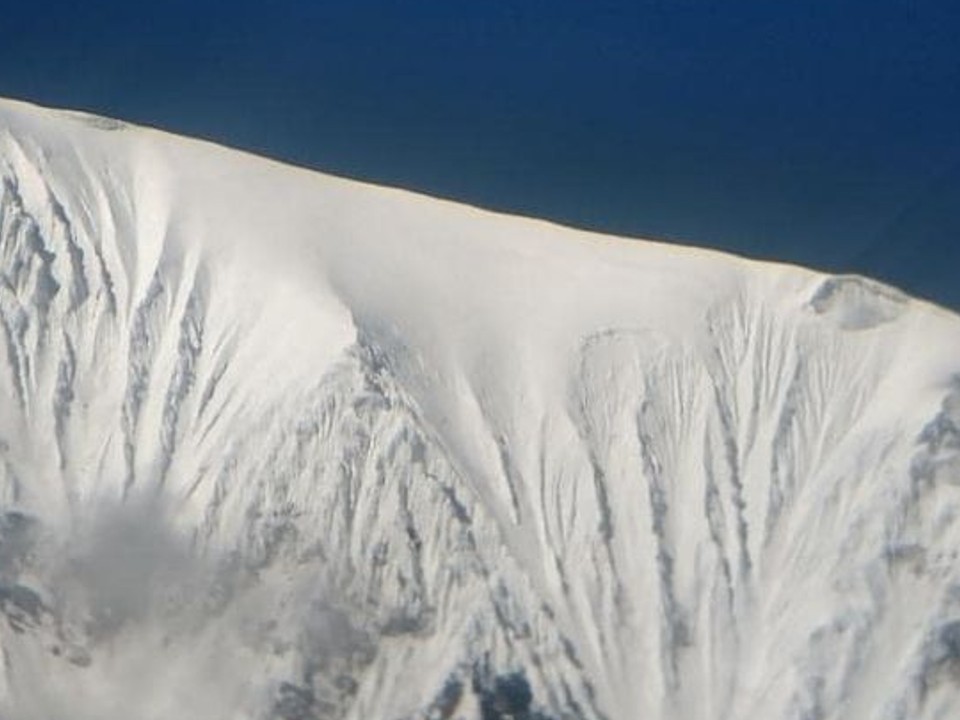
left=0, top=97, right=959, bottom=719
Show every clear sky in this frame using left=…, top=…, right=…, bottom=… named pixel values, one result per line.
left=2, top=0, right=959, bottom=306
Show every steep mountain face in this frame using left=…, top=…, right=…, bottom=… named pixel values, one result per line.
left=0, top=98, right=959, bottom=720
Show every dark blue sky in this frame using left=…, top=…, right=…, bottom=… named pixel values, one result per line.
left=2, top=0, right=959, bottom=306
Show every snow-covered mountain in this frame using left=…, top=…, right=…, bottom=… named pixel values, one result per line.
left=1, top=97, right=959, bottom=720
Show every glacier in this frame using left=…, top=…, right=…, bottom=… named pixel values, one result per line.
left=0, top=97, right=959, bottom=719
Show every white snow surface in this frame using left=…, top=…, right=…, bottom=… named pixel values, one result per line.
left=0, top=97, right=959, bottom=719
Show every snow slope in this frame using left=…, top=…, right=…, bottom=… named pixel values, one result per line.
left=1, top=97, right=959, bottom=720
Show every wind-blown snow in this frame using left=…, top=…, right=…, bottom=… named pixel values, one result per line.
left=0, top=97, right=959, bottom=719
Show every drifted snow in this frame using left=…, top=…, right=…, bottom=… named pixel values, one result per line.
left=0, top=97, right=959, bottom=719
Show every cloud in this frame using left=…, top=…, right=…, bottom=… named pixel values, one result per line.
left=1, top=488, right=375, bottom=720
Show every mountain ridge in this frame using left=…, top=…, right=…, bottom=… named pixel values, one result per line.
left=0, top=97, right=959, bottom=719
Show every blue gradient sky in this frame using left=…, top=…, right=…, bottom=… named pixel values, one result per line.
left=2, top=1, right=959, bottom=305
